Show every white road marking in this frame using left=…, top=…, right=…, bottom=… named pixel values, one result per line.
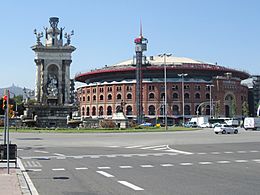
left=217, top=161, right=230, bottom=164
left=140, top=165, right=154, bottom=168
left=250, top=150, right=259, bottom=153
left=107, top=146, right=120, bottom=148
left=90, top=155, right=100, bottom=158
left=56, top=157, right=66, bottom=160
left=18, top=158, right=40, bottom=195
left=118, top=181, right=144, bottom=191
left=224, top=151, right=234, bottom=154
left=73, top=156, right=83, bottom=159
left=125, top=145, right=144, bottom=149
left=31, top=161, right=41, bottom=167
left=252, top=159, right=260, bottom=162
left=237, top=151, right=246, bottom=153
left=160, top=164, right=174, bottom=167
left=235, top=160, right=248, bottom=163
left=96, top=171, right=114, bottom=178
left=211, top=152, right=220, bottom=155
left=54, top=153, right=66, bottom=156
left=122, top=154, right=132, bottom=157
left=26, top=169, right=42, bottom=172
left=119, top=166, right=133, bottom=169
left=52, top=168, right=65, bottom=171
left=75, top=167, right=88, bottom=170
left=197, top=152, right=207, bottom=155
left=106, top=155, right=116, bottom=158
left=141, top=145, right=167, bottom=150
left=18, top=149, right=24, bottom=151
left=137, top=154, right=148, bottom=157
left=27, top=161, right=33, bottom=167
left=153, top=147, right=169, bottom=151
left=180, top=163, right=193, bottom=166
left=34, top=150, right=49, bottom=154
left=98, top=167, right=111, bottom=170
left=199, top=162, right=213, bottom=165
left=166, top=146, right=193, bottom=155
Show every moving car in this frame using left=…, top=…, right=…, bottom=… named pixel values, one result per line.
left=199, top=122, right=212, bottom=128
left=214, top=124, right=238, bottom=134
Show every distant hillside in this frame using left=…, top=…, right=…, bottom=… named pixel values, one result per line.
left=0, top=85, right=32, bottom=98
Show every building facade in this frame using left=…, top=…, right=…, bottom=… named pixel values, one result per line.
left=75, top=56, right=249, bottom=124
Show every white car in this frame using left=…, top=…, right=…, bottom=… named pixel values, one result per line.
left=214, top=124, right=238, bottom=134
left=199, top=123, right=212, bottom=128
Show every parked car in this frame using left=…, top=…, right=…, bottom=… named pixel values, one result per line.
left=199, top=122, right=212, bottom=128
left=140, top=122, right=153, bottom=127
left=214, top=124, right=238, bottom=134
left=184, top=121, right=198, bottom=128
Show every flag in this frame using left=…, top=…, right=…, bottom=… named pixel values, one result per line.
left=257, top=104, right=260, bottom=117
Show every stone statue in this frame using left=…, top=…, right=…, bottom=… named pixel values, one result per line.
left=47, top=74, right=58, bottom=97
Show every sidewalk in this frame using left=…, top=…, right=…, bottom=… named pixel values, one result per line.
left=0, top=167, right=22, bottom=195
left=0, top=159, right=33, bottom=195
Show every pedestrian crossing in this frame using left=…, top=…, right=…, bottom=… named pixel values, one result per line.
left=22, top=160, right=42, bottom=168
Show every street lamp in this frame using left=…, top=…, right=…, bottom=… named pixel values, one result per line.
left=206, top=84, right=214, bottom=118
left=158, top=53, right=172, bottom=130
left=178, top=73, right=188, bottom=125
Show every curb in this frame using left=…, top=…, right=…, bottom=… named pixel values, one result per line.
left=17, top=158, right=39, bottom=195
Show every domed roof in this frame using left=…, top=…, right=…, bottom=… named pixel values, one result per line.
left=111, top=55, right=210, bottom=67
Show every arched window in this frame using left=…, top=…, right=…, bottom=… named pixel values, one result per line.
left=149, top=93, right=155, bottom=99
left=83, top=96, right=85, bottom=101
left=225, top=94, right=233, bottom=101
left=81, top=107, right=85, bottom=116
left=127, top=93, right=132, bottom=100
left=86, top=107, right=90, bottom=116
left=87, top=96, right=90, bottom=101
left=107, top=106, right=112, bottom=115
left=195, top=93, right=200, bottom=99
left=205, top=93, right=210, bottom=100
left=126, top=105, right=132, bottom=115
left=184, top=93, right=190, bottom=99
left=108, top=94, right=112, bottom=100
left=100, top=95, right=104, bottom=101
left=148, top=105, right=155, bottom=115
left=93, top=95, right=96, bottom=101
left=99, top=106, right=103, bottom=116
left=172, top=105, right=179, bottom=115
left=173, top=93, right=178, bottom=100
left=92, top=107, right=96, bottom=116
left=184, top=105, right=191, bottom=115
left=117, top=94, right=122, bottom=100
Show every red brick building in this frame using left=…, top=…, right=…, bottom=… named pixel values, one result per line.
left=75, top=56, right=249, bottom=124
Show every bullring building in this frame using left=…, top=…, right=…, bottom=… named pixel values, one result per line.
left=75, top=35, right=249, bottom=125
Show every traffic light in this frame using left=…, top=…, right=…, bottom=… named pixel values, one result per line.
left=2, top=95, right=7, bottom=110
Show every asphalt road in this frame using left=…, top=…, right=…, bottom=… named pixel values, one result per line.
left=8, top=128, right=260, bottom=195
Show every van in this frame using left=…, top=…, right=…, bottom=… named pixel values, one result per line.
left=243, top=117, right=260, bottom=130
left=184, top=121, right=197, bottom=128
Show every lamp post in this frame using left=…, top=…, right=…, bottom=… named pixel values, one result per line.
left=206, top=84, right=214, bottom=118
left=178, top=73, right=188, bottom=125
left=158, top=53, right=172, bottom=130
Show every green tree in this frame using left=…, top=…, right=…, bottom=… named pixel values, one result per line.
left=231, top=99, right=237, bottom=118
left=214, top=100, right=220, bottom=118
left=242, top=101, right=249, bottom=117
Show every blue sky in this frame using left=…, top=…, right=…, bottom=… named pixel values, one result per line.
left=0, top=0, right=259, bottom=89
